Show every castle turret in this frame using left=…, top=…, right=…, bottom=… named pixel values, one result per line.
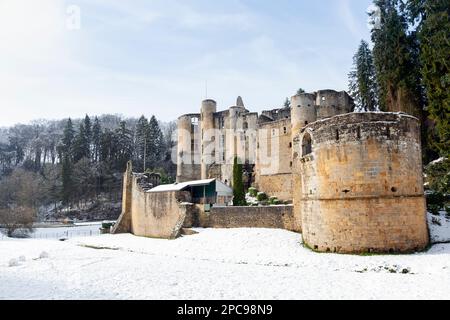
left=200, top=99, right=217, bottom=179
left=177, top=114, right=201, bottom=182
left=291, top=93, right=317, bottom=135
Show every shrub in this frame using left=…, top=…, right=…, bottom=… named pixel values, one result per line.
left=232, top=157, right=247, bottom=206
left=257, top=192, right=268, bottom=202
left=425, top=158, right=450, bottom=196
left=426, top=191, right=446, bottom=214
left=248, top=187, right=258, bottom=198
left=428, top=204, right=441, bottom=216
left=0, top=207, right=35, bottom=238
left=102, top=222, right=115, bottom=229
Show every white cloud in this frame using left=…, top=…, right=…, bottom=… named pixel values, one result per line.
left=336, top=0, right=363, bottom=40
left=0, top=0, right=67, bottom=60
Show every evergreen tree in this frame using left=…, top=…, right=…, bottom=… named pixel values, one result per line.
left=147, top=116, right=164, bottom=166
left=407, top=0, right=449, bottom=156
left=232, top=156, right=247, bottom=206
left=73, top=123, right=89, bottom=163
left=134, top=116, right=150, bottom=171
left=348, top=40, right=379, bottom=111
left=283, top=98, right=291, bottom=108
left=370, top=0, right=424, bottom=118
left=61, top=153, right=73, bottom=205
left=115, top=121, right=133, bottom=171
left=92, top=117, right=102, bottom=163
left=297, top=88, right=306, bottom=95
left=83, top=115, right=92, bottom=158
left=61, top=118, right=75, bottom=157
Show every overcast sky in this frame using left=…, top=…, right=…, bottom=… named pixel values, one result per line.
left=0, top=0, right=373, bottom=127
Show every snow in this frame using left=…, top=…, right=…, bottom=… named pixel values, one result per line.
left=0, top=224, right=104, bottom=241
left=428, top=157, right=446, bottom=166
left=0, top=212, right=449, bottom=300
left=428, top=212, right=450, bottom=243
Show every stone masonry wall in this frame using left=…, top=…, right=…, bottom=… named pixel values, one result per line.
left=113, top=165, right=195, bottom=239
left=203, top=205, right=295, bottom=231
left=257, top=174, right=293, bottom=202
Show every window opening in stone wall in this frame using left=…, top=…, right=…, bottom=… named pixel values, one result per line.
left=335, top=129, right=340, bottom=141
left=302, top=133, right=312, bottom=156
left=357, top=126, right=361, bottom=139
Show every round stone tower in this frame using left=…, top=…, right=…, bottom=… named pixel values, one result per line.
left=291, top=93, right=317, bottom=134
left=294, top=112, right=429, bottom=254
left=177, top=114, right=200, bottom=182
left=200, top=99, right=217, bottom=179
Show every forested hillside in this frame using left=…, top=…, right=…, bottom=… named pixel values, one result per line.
left=0, top=114, right=176, bottom=222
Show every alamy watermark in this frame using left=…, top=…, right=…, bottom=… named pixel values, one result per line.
left=66, top=5, right=81, bottom=30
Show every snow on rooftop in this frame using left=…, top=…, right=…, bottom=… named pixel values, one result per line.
left=149, top=179, right=216, bottom=193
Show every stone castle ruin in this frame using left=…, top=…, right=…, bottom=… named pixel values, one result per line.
left=113, top=89, right=430, bottom=254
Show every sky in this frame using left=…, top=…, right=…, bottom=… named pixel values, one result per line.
left=0, top=0, right=374, bottom=127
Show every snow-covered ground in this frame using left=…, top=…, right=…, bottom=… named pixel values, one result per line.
left=0, top=224, right=103, bottom=240
left=0, top=213, right=449, bottom=300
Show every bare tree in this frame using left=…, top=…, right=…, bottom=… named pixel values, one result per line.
left=0, top=169, right=41, bottom=237
left=0, top=206, right=34, bottom=238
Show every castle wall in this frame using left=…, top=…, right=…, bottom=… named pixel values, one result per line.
left=295, top=112, right=429, bottom=253
left=257, top=174, right=293, bottom=202
left=203, top=205, right=295, bottom=231
left=113, top=165, right=195, bottom=239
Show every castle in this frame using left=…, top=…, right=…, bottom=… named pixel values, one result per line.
left=176, top=90, right=354, bottom=202
left=114, top=89, right=430, bottom=254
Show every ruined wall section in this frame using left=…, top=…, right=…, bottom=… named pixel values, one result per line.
left=113, top=167, right=195, bottom=239
left=315, top=90, right=354, bottom=120
left=255, top=118, right=293, bottom=201
left=296, top=112, right=429, bottom=253
left=111, top=162, right=133, bottom=234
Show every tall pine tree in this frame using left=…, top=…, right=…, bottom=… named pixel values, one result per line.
left=115, top=121, right=133, bottom=171
left=134, top=116, right=150, bottom=171
left=348, top=40, right=379, bottom=111
left=370, top=0, right=424, bottom=118
left=73, top=123, right=90, bottom=163
left=407, top=0, right=450, bottom=156
left=147, top=115, right=164, bottom=166
left=61, top=118, right=75, bottom=158
left=84, top=115, right=92, bottom=159
left=92, top=117, right=102, bottom=163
